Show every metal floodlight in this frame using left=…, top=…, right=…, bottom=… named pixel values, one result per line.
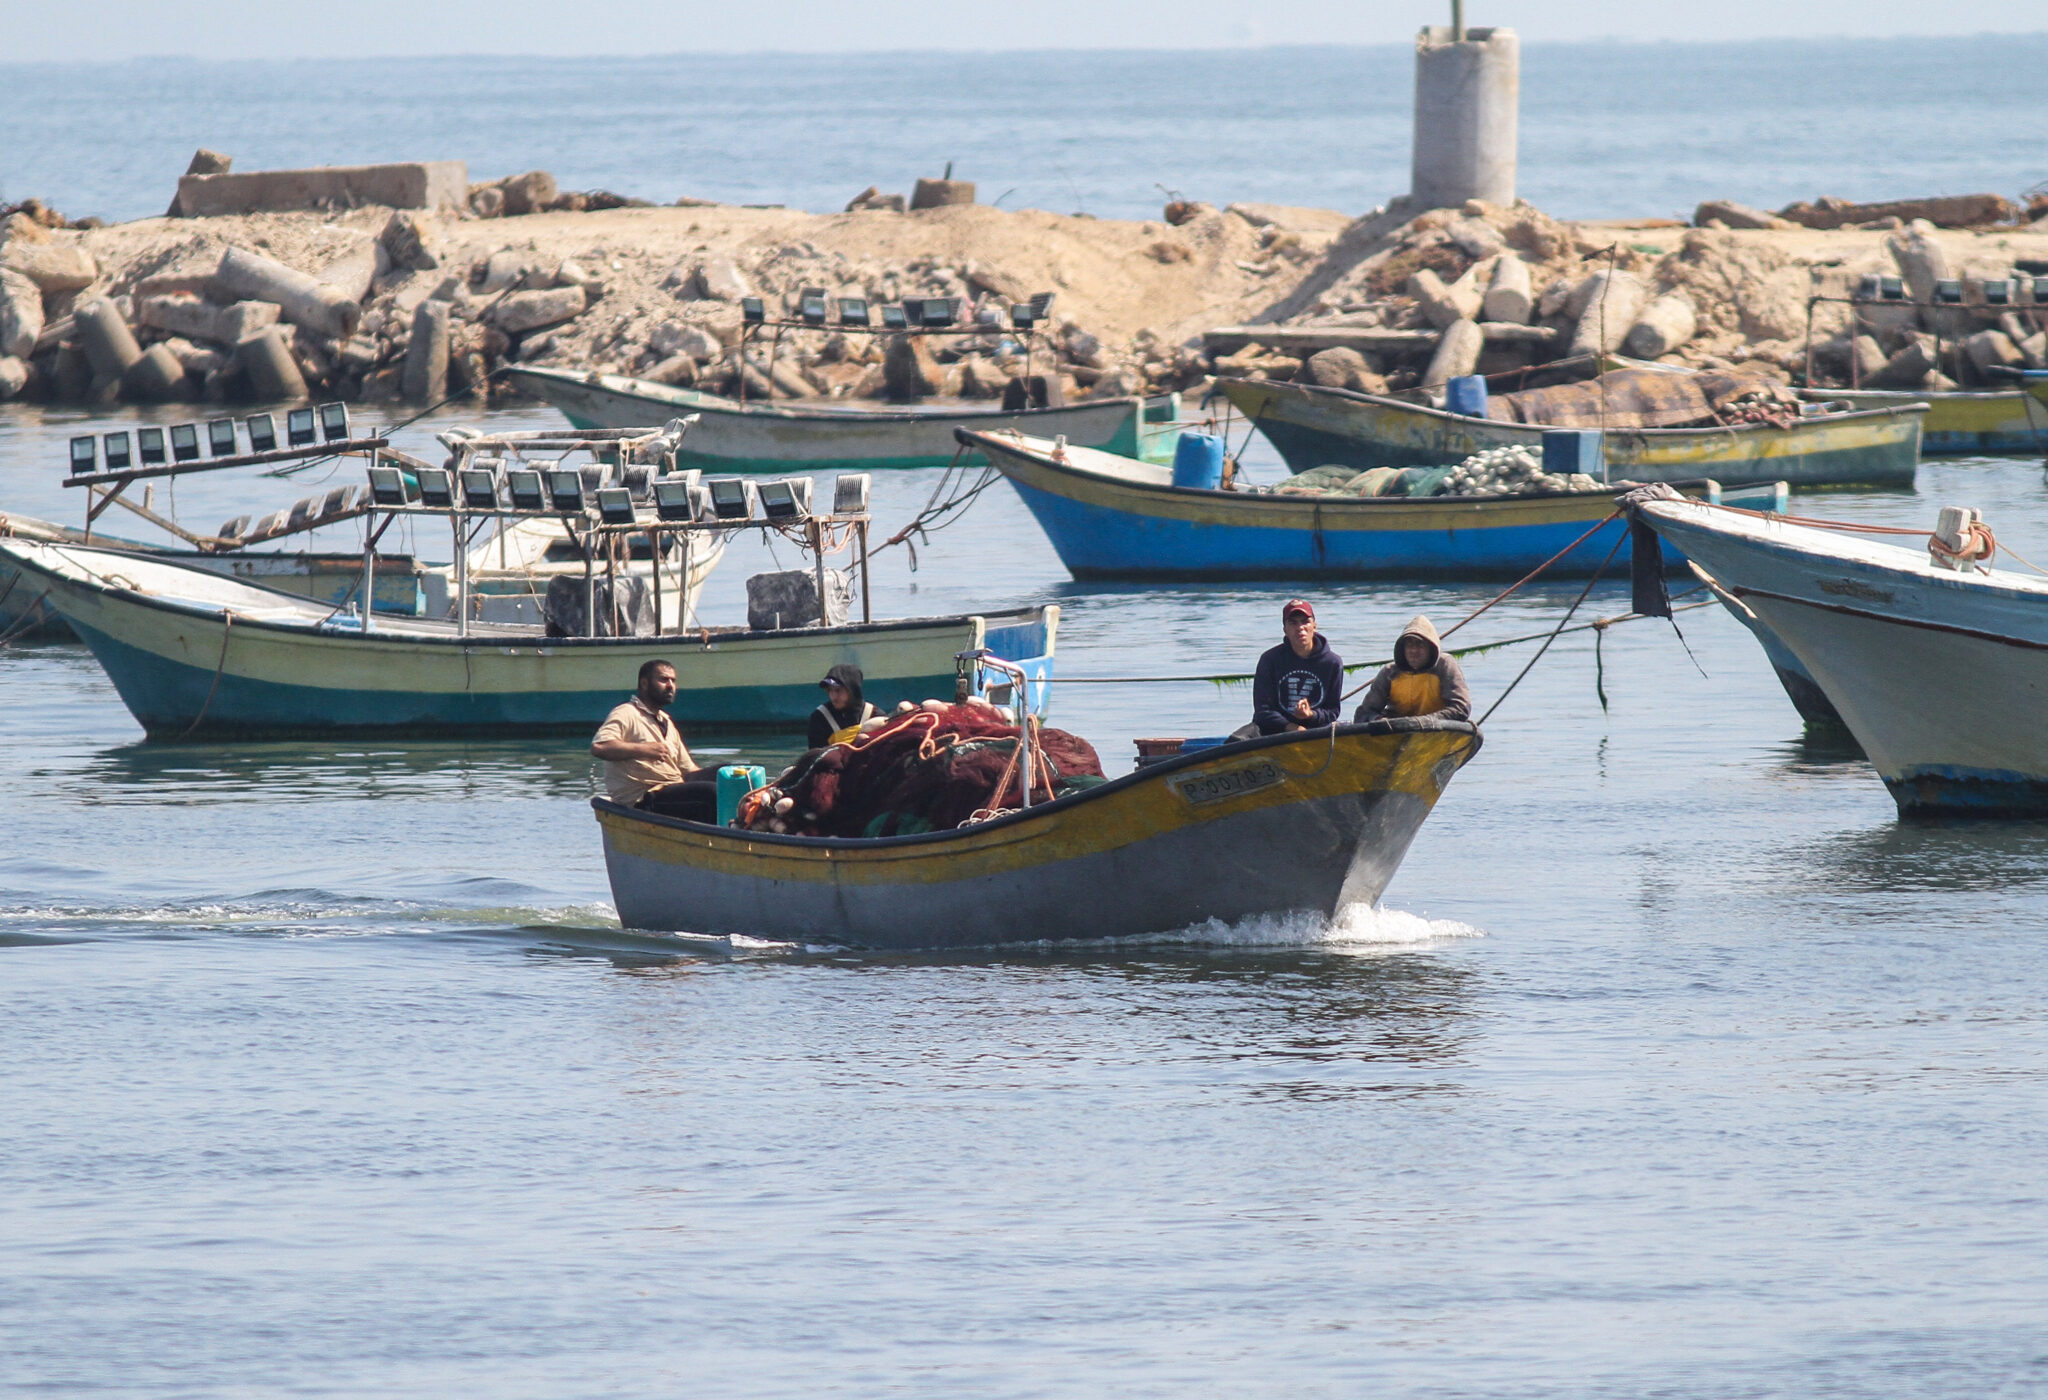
left=757, top=477, right=811, bottom=521
left=594, top=486, right=635, bottom=525
left=207, top=418, right=239, bottom=457
left=920, top=297, right=956, bottom=328
left=900, top=298, right=926, bottom=327
left=102, top=431, right=132, bottom=471
left=800, top=294, right=829, bottom=326
left=740, top=297, right=766, bottom=325
left=2035, top=277, right=2048, bottom=304
left=69, top=436, right=97, bottom=474
left=1854, top=274, right=1883, bottom=301
left=880, top=304, right=908, bottom=331
left=137, top=426, right=167, bottom=465
left=838, top=297, right=870, bottom=327
left=1029, top=291, right=1056, bottom=317
left=416, top=466, right=455, bottom=508
left=318, top=402, right=350, bottom=443
left=654, top=477, right=697, bottom=521
left=1879, top=276, right=1905, bottom=302
left=546, top=467, right=586, bottom=513
left=1985, top=279, right=2013, bottom=306
left=1010, top=302, right=1037, bottom=330
left=367, top=465, right=410, bottom=507
left=286, top=407, right=318, bottom=446
left=832, top=472, right=871, bottom=516
left=705, top=476, right=754, bottom=520
left=245, top=412, right=278, bottom=453
left=460, top=467, right=500, bottom=510
left=507, top=468, right=546, bottom=511
left=1934, top=279, right=1964, bottom=305
left=169, top=423, right=202, bottom=462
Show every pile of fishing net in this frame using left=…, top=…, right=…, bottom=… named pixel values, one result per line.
left=735, top=700, right=1108, bottom=838
left=1268, top=446, right=1599, bottom=501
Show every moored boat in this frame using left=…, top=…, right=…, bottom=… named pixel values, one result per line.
left=0, top=538, right=1057, bottom=741
left=503, top=364, right=1185, bottom=471
left=596, top=717, right=1480, bottom=949
left=965, top=427, right=1786, bottom=580
left=1794, top=377, right=2048, bottom=455
left=1219, top=377, right=1925, bottom=489
left=1632, top=493, right=2048, bottom=815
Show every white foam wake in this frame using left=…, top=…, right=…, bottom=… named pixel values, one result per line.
left=1087, top=902, right=1487, bottom=952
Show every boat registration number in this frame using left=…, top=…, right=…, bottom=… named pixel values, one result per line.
left=1173, top=761, right=1285, bottom=806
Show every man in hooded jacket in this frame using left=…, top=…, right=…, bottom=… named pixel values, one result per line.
left=808, top=663, right=877, bottom=748
left=1352, top=615, right=1472, bottom=723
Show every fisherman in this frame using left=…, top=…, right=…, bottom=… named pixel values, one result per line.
left=1249, top=599, right=1344, bottom=735
left=591, top=659, right=718, bottom=821
left=1352, top=615, right=1472, bottom=723
left=808, top=663, right=877, bottom=748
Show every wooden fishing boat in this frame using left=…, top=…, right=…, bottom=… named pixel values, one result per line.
left=1794, top=378, right=2048, bottom=455
left=1218, top=377, right=1925, bottom=488
left=596, top=718, right=1480, bottom=949
left=503, top=364, right=1186, bottom=471
left=1633, top=495, right=2048, bottom=815
left=0, top=538, right=1057, bottom=741
left=965, top=427, right=1786, bottom=579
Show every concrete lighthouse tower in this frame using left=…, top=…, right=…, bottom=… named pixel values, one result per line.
left=1410, top=3, right=1519, bottom=209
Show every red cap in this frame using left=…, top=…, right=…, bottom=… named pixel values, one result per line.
left=1282, top=599, right=1314, bottom=622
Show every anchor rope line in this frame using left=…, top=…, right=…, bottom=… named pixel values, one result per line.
left=0, top=589, right=54, bottom=649
left=177, top=610, right=236, bottom=740
left=1438, top=510, right=1624, bottom=642
left=1477, top=528, right=1629, bottom=727
left=1709, top=500, right=2048, bottom=578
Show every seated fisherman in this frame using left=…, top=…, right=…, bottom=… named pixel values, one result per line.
left=1250, top=599, right=1344, bottom=735
left=1352, top=615, right=1472, bottom=723
left=808, top=663, right=877, bottom=748
left=591, top=659, right=718, bottom=821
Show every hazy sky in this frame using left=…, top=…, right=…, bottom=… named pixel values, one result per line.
left=7, top=0, right=2044, bottom=61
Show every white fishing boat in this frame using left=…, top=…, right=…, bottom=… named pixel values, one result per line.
left=419, top=514, right=723, bottom=630
left=1632, top=492, right=2048, bottom=815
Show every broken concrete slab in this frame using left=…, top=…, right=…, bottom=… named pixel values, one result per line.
left=175, top=161, right=469, bottom=218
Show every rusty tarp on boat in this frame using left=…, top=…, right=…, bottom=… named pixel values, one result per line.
left=1487, top=368, right=1786, bottom=430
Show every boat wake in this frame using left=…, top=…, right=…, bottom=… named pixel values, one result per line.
left=1143, top=902, right=1486, bottom=952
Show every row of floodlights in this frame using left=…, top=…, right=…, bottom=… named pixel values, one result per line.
left=1854, top=274, right=2048, bottom=306
left=740, top=290, right=1056, bottom=332
left=366, top=464, right=869, bottom=523
left=69, top=404, right=353, bottom=475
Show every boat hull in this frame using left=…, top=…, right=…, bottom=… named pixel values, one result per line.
left=503, top=365, right=1178, bottom=471
left=0, top=539, right=1056, bottom=741
left=1798, top=383, right=2048, bottom=455
left=1643, top=500, right=2048, bottom=816
left=1221, top=378, right=1924, bottom=488
left=970, top=429, right=1748, bottom=579
left=597, top=721, right=1480, bottom=949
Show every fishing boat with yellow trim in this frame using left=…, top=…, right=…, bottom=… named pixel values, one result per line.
left=596, top=714, right=1480, bottom=950
left=964, top=427, right=1786, bottom=579
left=1218, top=375, right=1924, bottom=489
left=1794, top=373, right=2048, bottom=455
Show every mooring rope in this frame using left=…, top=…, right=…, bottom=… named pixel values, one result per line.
left=176, top=610, right=235, bottom=740
left=1476, top=529, right=1629, bottom=725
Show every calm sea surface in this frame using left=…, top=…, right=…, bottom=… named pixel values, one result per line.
left=8, top=36, right=2048, bottom=1397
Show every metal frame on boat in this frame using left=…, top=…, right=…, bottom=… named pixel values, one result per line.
left=596, top=717, right=1481, bottom=950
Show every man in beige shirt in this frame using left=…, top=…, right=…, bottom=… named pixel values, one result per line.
left=592, top=660, right=717, bottom=821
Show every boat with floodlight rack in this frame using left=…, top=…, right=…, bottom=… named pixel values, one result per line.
left=0, top=427, right=1055, bottom=740
left=502, top=289, right=1185, bottom=471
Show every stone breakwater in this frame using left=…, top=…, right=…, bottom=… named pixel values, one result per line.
left=5, top=173, right=2048, bottom=411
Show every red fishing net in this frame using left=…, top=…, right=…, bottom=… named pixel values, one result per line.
left=736, top=703, right=1106, bottom=838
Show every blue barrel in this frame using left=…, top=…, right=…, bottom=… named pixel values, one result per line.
left=1171, top=432, right=1226, bottom=490
left=1444, top=375, right=1488, bottom=418
left=1541, top=429, right=1605, bottom=480
left=716, top=765, right=768, bottom=825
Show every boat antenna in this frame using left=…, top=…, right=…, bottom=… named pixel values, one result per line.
left=1450, top=0, right=1464, bottom=41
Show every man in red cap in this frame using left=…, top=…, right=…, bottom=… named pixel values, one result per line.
left=1249, top=599, right=1344, bottom=736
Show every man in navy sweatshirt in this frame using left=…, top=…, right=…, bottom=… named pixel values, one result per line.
left=1250, top=600, right=1344, bottom=735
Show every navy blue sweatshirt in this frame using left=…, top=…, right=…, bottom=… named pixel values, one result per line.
left=1252, top=635, right=1344, bottom=734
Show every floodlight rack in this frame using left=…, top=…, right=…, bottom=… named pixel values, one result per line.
left=736, top=296, right=1055, bottom=405
left=1802, top=287, right=2048, bottom=391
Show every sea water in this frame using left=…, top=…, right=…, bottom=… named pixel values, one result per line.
left=7, top=35, right=2048, bottom=1396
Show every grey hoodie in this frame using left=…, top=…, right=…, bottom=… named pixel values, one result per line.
left=1352, top=615, right=1472, bottom=723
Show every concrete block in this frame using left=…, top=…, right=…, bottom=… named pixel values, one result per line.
left=497, top=170, right=557, bottom=216
left=1408, top=267, right=1481, bottom=330
left=493, top=286, right=586, bottom=335
left=911, top=178, right=975, bottom=210
left=691, top=258, right=750, bottom=302
left=1411, top=26, right=1518, bottom=209
left=175, top=161, right=469, bottom=217
left=1481, top=253, right=1533, bottom=324
left=402, top=299, right=450, bottom=402
left=1693, top=200, right=1797, bottom=231
left=137, top=292, right=225, bottom=343
left=1569, top=270, right=1649, bottom=356
left=75, top=298, right=143, bottom=379
left=1623, top=292, right=1698, bottom=358
left=213, top=246, right=361, bottom=340
left=1424, top=319, right=1484, bottom=387
left=1, top=239, right=96, bottom=293
left=238, top=326, right=308, bottom=402
left=0, top=268, right=43, bottom=359
left=0, top=356, right=27, bottom=401
left=123, top=344, right=188, bottom=402
left=219, top=300, right=281, bottom=342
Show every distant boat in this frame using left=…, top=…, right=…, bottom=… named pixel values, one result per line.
left=1217, top=377, right=1924, bottom=489
left=597, top=718, right=1480, bottom=949
left=965, top=427, right=1787, bottom=580
left=1795, top=377, right=2048, bottom=455
left=503, top=364, right=1185, bottom=472
left=1633, top=495, right=2048, bottom=816
left=0, top=539, right=1058, bottom=741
